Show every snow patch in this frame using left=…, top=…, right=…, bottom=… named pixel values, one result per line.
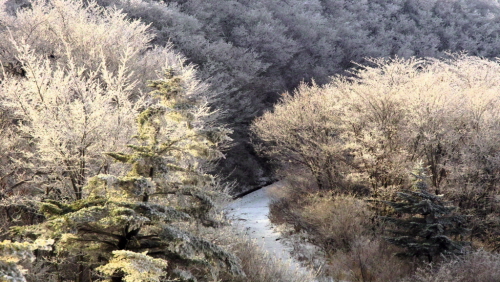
left=225, top=182, right=317, bottom=280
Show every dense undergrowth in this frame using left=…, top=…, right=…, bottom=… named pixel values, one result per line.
left=256, top=56, right=500, bottom=281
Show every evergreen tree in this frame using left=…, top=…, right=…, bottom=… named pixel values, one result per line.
left=14, top=70, right=241, bottom=282
left=382, top=164, right=469, bottom=263
left=0, top=239, right=53, bottom=282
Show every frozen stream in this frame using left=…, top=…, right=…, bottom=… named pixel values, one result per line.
left=225, top=182, right=317, bottom=280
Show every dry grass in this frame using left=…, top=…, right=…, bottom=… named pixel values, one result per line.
left=406, top=250, right=500, bottom=282
left=191, top=215, right=316, bottom=282
left=299, top=193, right=375, bottom=251
left=267, top=180, right=414, bottom=282
left=227, top=236, right=316, bottom=282
left=269, top=182, right=376, bottom=252
left=214, top=226, right=316, bottom=282
left=324, top=236, right=412, bottom=282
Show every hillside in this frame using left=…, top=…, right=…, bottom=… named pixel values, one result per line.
left=3, top=0, right=500, bottom=281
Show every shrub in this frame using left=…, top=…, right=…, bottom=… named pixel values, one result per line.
left=267, top=183, right=411, bottom=282
left=299, top=193, right=375, bottom=252
left=325, top=236, right=411, bottom=282
left=406, top=250, right=500, bottom=282
left=269, top=185, right=376, bottom=252
left=254, top=55, right=500, bottom=242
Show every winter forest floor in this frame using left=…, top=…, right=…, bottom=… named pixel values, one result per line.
left=225, top=182, right=319, bottom=281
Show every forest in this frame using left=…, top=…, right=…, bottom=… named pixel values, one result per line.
left=3, top=0, right=500, bottom=281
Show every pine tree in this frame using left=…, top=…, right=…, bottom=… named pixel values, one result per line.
left=14, top=70, right=241, bottom=282
left=0, top=239, right=53, bottom=282
left=382, top=164, right=469, bottom=263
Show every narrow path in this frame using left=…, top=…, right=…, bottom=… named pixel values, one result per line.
left=226, top=182, right=317, bottom=280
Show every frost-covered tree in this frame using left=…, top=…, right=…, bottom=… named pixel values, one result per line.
left=251, top=82, right=350, bottom=191
left=1, top=46, right=142, bottom=200
left=0, top=0, right=195, bottom=200
left=253, top=55, right=500, bottom=243
left=0, top=239, right=53, bottom=282
left=15, top=71, right=240, bottom=282
left=0, top=0, right=171, bottom=91
left=6, top=0, right=500, bottom=193
left=0, top=3, right=242, bottom=280
left=98, top=0, right=500, bottom=193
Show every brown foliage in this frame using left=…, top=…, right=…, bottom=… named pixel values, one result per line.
left=269, top=184, right=376, bottom=252
left=406, top=250, right=500, bottom=282
left=325, top=237, right=412, bottom=282
left=268, top=182, right=412, bottom=281
left=255, top=55, right=500, bottom=244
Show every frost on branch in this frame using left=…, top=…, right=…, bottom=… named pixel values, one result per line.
left=16, top=69, right=240, bottom=281
left=0, top=0, right=189, bottom=203
left=0, top=239, right=53, bottom=282
left=96, top=250, right=167, bottom=282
